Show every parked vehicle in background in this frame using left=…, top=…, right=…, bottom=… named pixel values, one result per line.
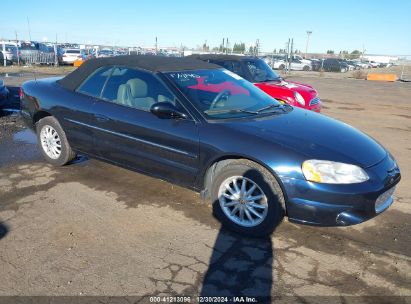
left=320, top=58, right=349, bottom=72
left=362, top=60, right=376, bottom=69
left=262, top=55, right=284, bottom=66
left=272, top=59, right=287, bottom=70
left=310, top=59, right=322, bottom=71
left=367, top=61, right=380, bottom=68
left=271, top=59, right=311, bottom=71
left=0, top=51, right=13, bottom=66
left=62, top=49, right=86, bottom=65
left=340, top=60, right=355, bottom=71
left=55, top=47, right=65, bottom=64
left=291, top=54, right=311, bottom=65
left=97, top=49, right=114, bottom=58
left=20, top=55, right=401, bottom=236
left=18, top=42, right=38, bottom=59
left=191, top=54, right=321, bottom=112
left=351, top=60, right=369, bottom=69
left=288, top=59, right=311, bottom=71
left=18, top=41, right=56, bottom=65
left=0, top=79, right=9, bottom=107
left=0, top=42, right=18, bottom=62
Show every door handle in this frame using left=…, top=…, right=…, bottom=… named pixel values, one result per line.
left=94, top=114, right=109, bottom=122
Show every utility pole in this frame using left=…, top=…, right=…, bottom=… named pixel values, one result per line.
left=255, top=39, right=260, bottom=57
left=286, top=38, right=290, bottom=73
left=226, top=38, right=229, bottom=54
left=305, top=31, right=312, bottom=59
left=155, top=37, right=158, bottom=54
left=289, top=38, right=294, bottom=72
left=27, top=17, right=32, bottom=41
left=2, top=42, right=5, bottom=67
left=15, top=31, right=20, bottom=66
left=54, top=33, right=58, bottom=67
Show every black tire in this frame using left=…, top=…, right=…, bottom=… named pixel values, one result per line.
left=36, top=116, right=76, bottom=166
left=303, top=65, right=310, bottom=71
left=210, top=159, right=285, bottom=237
left=279, top=64, right=285, bottom=70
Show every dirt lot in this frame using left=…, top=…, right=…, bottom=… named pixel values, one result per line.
left=0, top=72, right=410, bottom=303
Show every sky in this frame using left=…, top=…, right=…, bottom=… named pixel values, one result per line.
left=1, top=0, right=410, bottom=55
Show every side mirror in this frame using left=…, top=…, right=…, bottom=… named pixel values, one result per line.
left=150, top=102, right=188, bottom=119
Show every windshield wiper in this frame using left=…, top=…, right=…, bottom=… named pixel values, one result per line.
left=254, top=103, right=286, bottom=113
left=204, top=108, right=259, bottom=115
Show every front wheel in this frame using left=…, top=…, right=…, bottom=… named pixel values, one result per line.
left=36, top=116, right=76, bottom=166
left=211, top=159, right=285, bottom=237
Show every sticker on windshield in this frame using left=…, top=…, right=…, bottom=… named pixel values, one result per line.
left=223, top=70, right=243, bottom=80
left=168, top=72, right=201, bottom=80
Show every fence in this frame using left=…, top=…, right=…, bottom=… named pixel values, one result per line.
left=19, top=52, right=57, bottom=65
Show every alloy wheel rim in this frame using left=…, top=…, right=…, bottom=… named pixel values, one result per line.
left=40, top=125, right=62, bottom=159
left=218, top=176, right=268, bottom=227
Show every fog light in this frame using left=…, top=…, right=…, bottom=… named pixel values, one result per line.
left=375, top=187, right=395, bottom=213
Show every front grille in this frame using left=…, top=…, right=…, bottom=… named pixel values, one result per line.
left=309, top=96, right=320, bottom=106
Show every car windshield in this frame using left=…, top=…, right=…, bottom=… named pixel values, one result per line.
left=165, top=69, right=289, bottom=119
left=5, top=45, right=16, bottom=52
left=244, top=59, right=281, bottom=83
left=20, top=43, right=37, bottom=50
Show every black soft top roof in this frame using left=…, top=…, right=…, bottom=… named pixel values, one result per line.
left=59, top=55, right=220, bottom=91
left=188, top=54, right=258, bottom=62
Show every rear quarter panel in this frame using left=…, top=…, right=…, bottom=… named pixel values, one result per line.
left=21, top=78, right=96, bottom=152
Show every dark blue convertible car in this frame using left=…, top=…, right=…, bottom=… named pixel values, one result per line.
left=20, top=55, right=400, bottom=236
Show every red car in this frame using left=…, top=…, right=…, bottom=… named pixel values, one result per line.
left=191, top=55, right=321, bottom=112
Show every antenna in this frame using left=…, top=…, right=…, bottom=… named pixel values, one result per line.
left=33, top=64, right=37, bottom=83
left=27, top=17, right=32, bottom=41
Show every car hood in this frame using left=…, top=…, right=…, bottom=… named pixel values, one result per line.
left=224, top=108, right=386, bottom=168
left=255, top=79, right=317, bottom=100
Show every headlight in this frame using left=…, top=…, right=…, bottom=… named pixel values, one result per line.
left=302, top=160, right=369, bottom=184
left=294, top=92, right=305, bottom=106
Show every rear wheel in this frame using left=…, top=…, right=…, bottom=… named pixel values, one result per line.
left=303, top=65, right=310, bottom=71
left=279, top=64, right=285, bottom=70
left=36, top=116, right=76, bottom=166
left=210, top=159, right=285, bottom=237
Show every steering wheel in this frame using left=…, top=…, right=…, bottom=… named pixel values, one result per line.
left=210, top=90, right=231, bottom=109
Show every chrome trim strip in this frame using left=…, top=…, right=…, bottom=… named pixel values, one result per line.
left=65, top=118, right=197, bottom=159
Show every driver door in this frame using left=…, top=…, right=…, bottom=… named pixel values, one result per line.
left=90, top=67, right=200, bottom=186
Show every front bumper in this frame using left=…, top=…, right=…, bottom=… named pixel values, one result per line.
left=281, top=154, right=400, bottom=226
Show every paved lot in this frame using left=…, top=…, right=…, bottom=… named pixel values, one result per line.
left=0, top=74, right=410, bottom=302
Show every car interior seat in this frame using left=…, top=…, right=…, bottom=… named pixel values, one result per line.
left=126, top=78, right=155, bottom=111
left=116, top=84, right=133, bottom=107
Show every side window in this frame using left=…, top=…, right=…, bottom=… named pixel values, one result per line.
left=101, top=67, right=176, bottom=112
left=214, top=61, right=245, bottom=78
left=77, top=66, right=112, bottom=97
left=230, top=61, right=245, bottom=78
